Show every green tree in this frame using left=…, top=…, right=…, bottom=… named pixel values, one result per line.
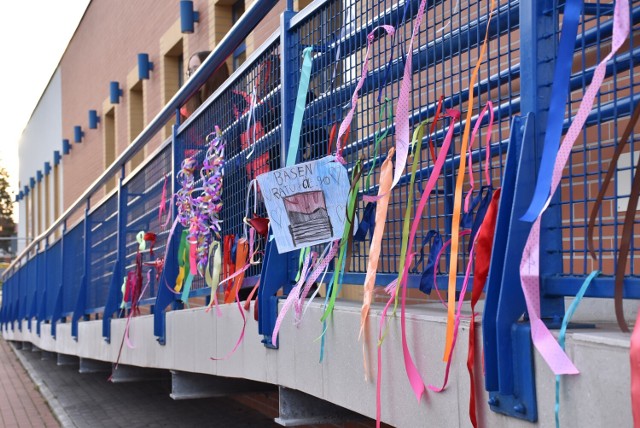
left=0, top=167, right=15, bottom=254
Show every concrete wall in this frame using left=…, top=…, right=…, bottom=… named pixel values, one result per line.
left=4, top=301, right=633, bottom=427
left=17, top=68, right=63, bottom=252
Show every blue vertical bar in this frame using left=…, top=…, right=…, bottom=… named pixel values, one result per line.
left=103, top=168, right=126, bottom=342
left=52, top=221, right=66, bottom=338
left=72, top=202, right=90, bottom=339
left=257, top=4, right=298, bottom=347
left=519, top=0, right=565, bottom=322
left=154, top=113, right=182, bottom=344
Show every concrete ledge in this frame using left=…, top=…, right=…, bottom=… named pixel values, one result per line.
left=2, top=302, right=634, bottom=427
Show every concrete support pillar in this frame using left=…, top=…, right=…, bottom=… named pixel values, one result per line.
left=78, top=358, right=111, bottom=373
left=57, top=353, right=79, bottom=366
left=275, top=386, right=363, bottom=427
left=110, top=365, right=168, bottom=383
left=170, top=370, right=273, bottom=400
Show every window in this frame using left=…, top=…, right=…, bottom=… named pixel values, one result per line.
left=129, top=80, right=145, bottom=171
left=163, top=39, right=183, bottom=136
left=104, top=108, right=116, bottom=192
left=44, top=173, right=50, bottom=230
left=232, top=1, right=246, bottom=70
left=36, top=182, right=42, bottom=236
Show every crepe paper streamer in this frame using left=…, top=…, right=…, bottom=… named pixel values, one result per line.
left=393, top=0, right=456, bottom=195
left=467, top=188, right=500, bottom=428
left=386, top=108, right=459, bottom=402
left=320, top=160, right=363, bottom=322
left=377, top=1, right=408, bottom=104
left=425, top=95, right=445, bottom=172
left=631, top=307, right=640, bottom=427
left=554, top=270, right=600, bottom=428
left=205, top=240, right=222, bottom=314
left=286, top=47, right=314, bottom=167
left=587, top=101, right=640, bottom=332
left=245, top=85, right=258, bottom=160
left=209, top=229, right=258, bottom=361
left=111, top=270, right=153, bottom=379
left=427, top=232, right=481, bottom=393
left=119, top=276, right=127, bottom=310
left=359, top=148, right=396, bottom=376
left=364, top=98, right=393, bottom=192
left=520, top=0, right=629, bottom=374
left=225, top=238, right=249, bottom=304
left=174, top=230, right=189, bottom=292
left=464, top=101, right=494, bottom=212
left=334, top=26, right=396, bottom=164
left=521, top=0, right=585, bottom=222
left=443, top=0, right=496, bottom=364
left=159, top=174, right=169, bottom=223
left=297, top=241, right=338, bottom=321
left=376, top=279, right=398, bottom=428
left=272, top=251, right=316, bottom=346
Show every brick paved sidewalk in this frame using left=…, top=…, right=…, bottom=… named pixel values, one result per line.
left=13, top=341, right=280, bottom=428
left=0, top=338, right=59, bottom=427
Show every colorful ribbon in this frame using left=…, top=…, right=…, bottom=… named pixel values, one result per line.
left=520, top=0, right=629, bottom=374
left=334, top=26, right=395, bottom=163
left=443, top=0, right=495, bottom=363
left=359, top=147, right=395, bottom=378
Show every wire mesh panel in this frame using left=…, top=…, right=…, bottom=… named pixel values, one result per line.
left=176, top=36, right=282, bottom=297
left=124, top=145, right=172, bottom=303
left=289, top=0, right=520, bottom=290
left=25, top=254, right=38, bottom=320
left=62, top=221, right=85, bottom=316
left=46, top=239, right=62, bottom=321
left=87, top=194, right=118, bottom=312
left=547, top=1, right=640, bottom=294
left=31, top=251, right=47, bottom=317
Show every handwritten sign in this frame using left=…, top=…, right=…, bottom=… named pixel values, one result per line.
left=257, top=156, right=350, bottom=253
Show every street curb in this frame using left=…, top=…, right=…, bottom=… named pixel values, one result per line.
left=9, top=342, right=77, bottom=428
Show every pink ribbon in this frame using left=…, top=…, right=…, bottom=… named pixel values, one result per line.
left=391, top=0, right=431, bottom=190
left=519, top=0, right=629, bottom=376
left=334, top=25, right=395, bottom=163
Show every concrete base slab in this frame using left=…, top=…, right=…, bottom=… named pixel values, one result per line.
left=79, top=358, right=111, bottom=374
left=275, top=386, right=364, bottom=427
left=110, top=365, right=168, bottom=383
left=170, top=370, right=274, bottom=400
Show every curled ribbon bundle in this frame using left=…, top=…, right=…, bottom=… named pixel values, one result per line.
left=175, top=129, right=226, bottom=277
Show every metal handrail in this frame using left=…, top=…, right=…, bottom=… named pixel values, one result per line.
left=3, top=0, right=280, bottom=279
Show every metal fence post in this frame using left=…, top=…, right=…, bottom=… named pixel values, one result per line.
left=72, top=202, right=91, bottom=339
left=51, top=221, right=66, bottom=338
left=103, top=168, right=127, bottom=342
left=257, top=5, right=298, bottom=348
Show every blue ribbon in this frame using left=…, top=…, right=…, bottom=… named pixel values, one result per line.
left=286, top=47, right=314, bottom=167
left=354, top=202, right=377, bottom=242
left=521, top=0, right=584, bottom=222
left=462, top=186, right=493, bottom=252
left=555, top=270, right=599, bottom=428
left=414, top=230, right=443, bottom=295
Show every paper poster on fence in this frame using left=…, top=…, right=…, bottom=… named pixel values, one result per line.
left=257, top=156, right=350, bottom=253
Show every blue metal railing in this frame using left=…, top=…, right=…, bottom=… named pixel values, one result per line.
left=2, top=0, right=639, bottom=423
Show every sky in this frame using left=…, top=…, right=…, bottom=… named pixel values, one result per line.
left=0, top=0, right=90, bottom=221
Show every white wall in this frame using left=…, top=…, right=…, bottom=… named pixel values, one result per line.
left=17, top=69, right=63, bottom=253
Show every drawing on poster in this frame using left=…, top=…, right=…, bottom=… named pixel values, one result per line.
left=256, top=156, right=350, bottom=253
